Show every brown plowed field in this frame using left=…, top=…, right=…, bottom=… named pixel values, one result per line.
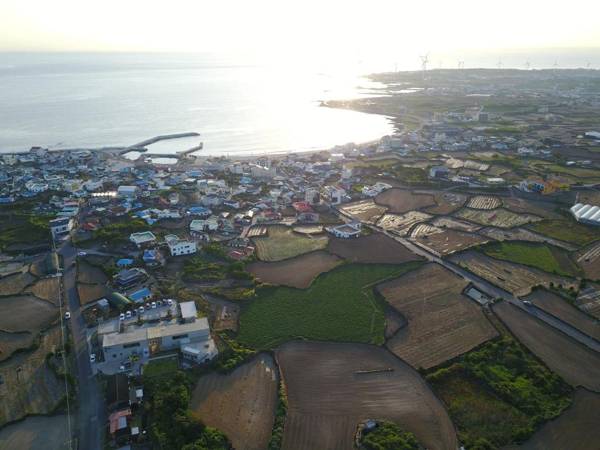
left=576, top=284, right=600, bottom=319
left=339, top=200, right=387, bottom=224
left=27, top=278, right=60, bottom=305
left=425, top=192, right=467, bottom=215
left=493, top=301, right=600, bottom=391
left=414, top=229, right=490, bottom=255
left=375, top=189, right=436, bottom=214
left=247, top=251, right=342, bottom=289
left=77, top=283, right=110, bottom=305
left=77, top=261, right=108, bottom=284
left=276, top=341, right=457, bottom=450
left=379, top=264, right=497, bottom=369
left=505, top=389, right=600, bottom=450
left=0, top=272, right=36, bottom=296
left=0, top=331, right=34, bottom=362
left=478, top=227, right=576, bottom=251
left=450, top=251, right=575, bottom=296
left=190, top=354, right=278, bottom=450
left=0, top=295, right=57, bottom=333
left=525, top=290, right=600, bottom=340
left=327, top=233, right=422, bottom=264
left=577, top=241, right=600, bottom=281
left=0, top=414, right=71, bottom=450
left=455, top=208, right=541, bottom=228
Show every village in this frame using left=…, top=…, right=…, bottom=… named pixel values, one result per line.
left=0, top=68, right=600, bottom=450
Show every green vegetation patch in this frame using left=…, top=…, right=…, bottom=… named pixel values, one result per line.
left=361, top=421, right=421, bottom=450
left=426, top=337, right=572, bottom=449
left=0, top=214, right=50, bottom=251
left=143, top=370, right=230, bottom=450
left=527, top=219, right=599, bottom=247
left=237, top=262, right=422, bottom=349
left=479, top=241, right=580, bottom=277
left=94, top=218, right=148, bottom=243
left=143, top=357, right=179, bottom=378
left=253, top=226, right=328, bottom=262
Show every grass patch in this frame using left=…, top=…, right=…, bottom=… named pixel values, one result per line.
left=0, top=214, right=50, bottom=251
left=143, top=357, right=179, bottom=378
left=237, top=262, right=422, bottom=349
left=361, top=421, right=421, bottom=450
left=527, top=219, right=599, bottom=247
left=253, top=226, right=328, bottom=262
left=426, top=337, right=572, bottom=449
left=479, top=241, right=580, bottom=277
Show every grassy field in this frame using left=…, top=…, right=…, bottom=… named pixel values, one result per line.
left=237, top=262, right=422, bottom=349
left=143, top=357, right=179, bottom=378
left=528, top=219, right=599, bottom=247
left=480, top=241, right=581, bottom=277
left=253, top=226, right=328, bottom=262
left=426, top=337, right=572, bottom=449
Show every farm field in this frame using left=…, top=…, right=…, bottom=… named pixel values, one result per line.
left=409, top=223, right=443, bottom=238
left=466, top=195, right=502, bottom=210
left=576, top=241, right=600, bottom=280
left=430, top=216, right=481, bottom=232
left=237, top=263, right=422, bottom=349
left=276, top=341, right=457, bottom=450
left=525, top=289, right=600, bottom=340
left=27, top=277, right=60, bottom=305
left=414, top=229, right=490, bottom=255
left=339, top=200, right=387, bottom=224
left=77, top=283, right=110, bottom=306
left=527, top=219, right=599, bottom=247
left=478, top=226, right=576, bottom=251
left=502, top=197, right=561, bottom=220
left=190, top=354, right=278, bottom=450
left=374, top=188, right=436, bottom=213
left=455, top=207, right=541, bottom=228
left=327, top=233, right=422, bottom=264
left=576, top=284, right=600, bottom=319
left=479, top=241, right=581, bottom=277
left=377, top=211, right=432, bottom=236
left=506, top=389, right=600, bottom=450
left=378, top=264, right=497, bottom=369
left=247, top=251, right=342, bottom=288
left=77, top=260, right=108, bottom=284
left=425, top=192, right=468, bottom=215
left=0, top=330, right=34, bottom=362
left=450, top=251, right=575, bottom=296
left=0, top=326, right=65, bottom=426
left=493, top=301, right=600, bottom=391
left=0, top=295, right=57, bottom=333
left=252, top=226, right=328, bottom=262
left=0, top=272, right=36, bottom=296
left=0, top=414, right=70, bottom=450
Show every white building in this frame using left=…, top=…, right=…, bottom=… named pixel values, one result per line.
left=361, top=182, right=391, bottom=197
left=129, top=231, right=157, bottom=247
left=571, top=203, right=600, bottom=226
left=190, top=217, right=219, bottom=233
left=164, top=234, right=197, bottom=256
left=322, top=185, right=346, bottom=205
left=117, top=185, right=139, bottom=199
left=304, top=187, right=319, bottom=205
left=25, top=180, right=49, bottom=193
left=50, top=217, right=74, bottom=238
left=326, top=222, right=362, bottom=238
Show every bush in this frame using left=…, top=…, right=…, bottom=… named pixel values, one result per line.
left=361, top=421, right=421, bottom=450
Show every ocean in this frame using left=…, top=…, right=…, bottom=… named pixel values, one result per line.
left=0, top=49, right=598, bottom=156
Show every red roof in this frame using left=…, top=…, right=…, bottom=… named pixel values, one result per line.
left=292, top=201, right=313, bottom=213
left=109, top=408, right=131, bottom=434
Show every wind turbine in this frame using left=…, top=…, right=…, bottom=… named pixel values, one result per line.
left=420, top=53, right=429, bottom=79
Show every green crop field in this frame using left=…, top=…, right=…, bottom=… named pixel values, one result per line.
left=528, top=219, right=599, bottom=247
left=252, top=226, right=329, bottom=262
left=237, top=262, right=422, bottom=349
left=480, top=241, right=581, bottom=277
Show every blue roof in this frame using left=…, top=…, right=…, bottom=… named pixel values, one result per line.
left=116, top=258, right=134, bottom=267
left=129, top=287, right=151, bottom=301
left=143, top=249, right=157, bottom=261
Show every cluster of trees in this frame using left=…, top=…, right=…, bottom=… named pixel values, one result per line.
left=143, top=371, right=230, bottom=450
left=361, top=421, right=421, bottom=450
left=268, top=381, right=288, bottom=450
left=183, top=257, right=253, bottom=282
left=94, top=218, right=147, bottom=243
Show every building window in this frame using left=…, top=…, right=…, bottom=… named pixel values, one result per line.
left=172, top=334, right=189, bottom=340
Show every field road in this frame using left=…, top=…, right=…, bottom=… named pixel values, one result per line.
left=59, top=241, right=105, bottom=450
left=334, top=206, right=600, bottom=354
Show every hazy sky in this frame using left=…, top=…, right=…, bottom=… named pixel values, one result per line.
left=1, top=0, right=599, bottom=55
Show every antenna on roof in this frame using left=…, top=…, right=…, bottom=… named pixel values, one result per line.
left=419, top=53, right=429, bottom=79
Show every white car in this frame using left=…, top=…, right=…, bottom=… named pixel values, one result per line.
left=167, top=299, right=173, bottom=307
left=151, top=302, right=157, bottom=309
left=126, top=311, right=132, bottom=319
left=77, top=251, right=87, bottom=257
left=90, top=353, right=96, bottom=363
left=64, top=311, right=71, bottom=320
left=119, top=313, right=125, bottom=321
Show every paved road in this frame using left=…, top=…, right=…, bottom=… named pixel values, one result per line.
left=60, top=242, right=105, bottom=450
left=335, top=206, right=600, bottom=353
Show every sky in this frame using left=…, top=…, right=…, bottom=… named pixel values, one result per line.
left=1, top=0, right=599, bottom=57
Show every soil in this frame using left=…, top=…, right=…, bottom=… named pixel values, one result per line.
left=374, top=189, right=436, bottom=214
left=327, top=233, right=422, bottom=264
left=0, top=414, right=71, bottom=450
left=0, top=295, right=58, bottom=334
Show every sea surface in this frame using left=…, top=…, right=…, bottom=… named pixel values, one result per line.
left=0, top=53, right=393, bottom=155
left=0, top=49, right=598, bottom=156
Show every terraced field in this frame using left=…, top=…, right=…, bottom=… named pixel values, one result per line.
left=414, top=229, right=490, bottom=256
left=339, top=200, right=387, bottom=224
left=466, top=195, right=502, bottom=210
left=377, top=211, right=432, bottom=236
left=576, top=241, right=600, bottom=280
left=456, top=208, right=541, bottom=228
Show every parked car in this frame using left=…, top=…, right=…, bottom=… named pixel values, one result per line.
left=64, top=311, right=71, bottom=320
left=167, top=299, right=173, bottom=306
left=151, top=302, right=157, bottom=309
left=77, top=251, right=87, bottom=257
left=138, top=306, right=145, bottom=314
left=126, top=311, right=132, bottom=319
left=90, top=353, right=96, bottom=363
left=119, top=313, right=125, bottom=321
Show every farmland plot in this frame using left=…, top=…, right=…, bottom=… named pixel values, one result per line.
left=190, top=354, right=278, bottom=450
left=27, top=278, right=60, bottom=305
left=450, top=251, right=576, bottom=296
left=339, top=200, right=387, bottom=224
left=430, top=216, right=480, bottom=232
left=0, top=330, right=34, bottom=362
left=525, top=289, right=600, bottom=340
left=576, top=241, right=600, bottom=280
left=77, top=261, right=107, bottom=284
left=77, top=283, right=110, bottom=306
left=379, top=264, right=497, bottom=369
left=327, top=233, right=422, bottom=264
left=276, top=341, right=457, bottom=450
left=466, top=195, right=502, bottom=210
left=493, top=301, right=600, bottom=391
left=377, top=211, right=431, bottom=236
left=424, top=192, right=467, bottom=215
left=414, top=229, right=490, bottom=255
left=409, top=224, right=443, bottom=238
left=576, top=284, right=600, bottom=319
left=0, top=414, right=71, bottom=450
left=374, top=189, right=436, bottom=214
left=503, top=197, right=562, bottom=220
left=505, top=389, right=600, bottom=450
left=253, top=226, right=328, bottom=262
left=0, top=272, right=36, bottom=296
left=0, top=295, right=57, bottom=333
left=456, top=208, right=541, bottom=228
left=247, top=251, right=342, bottom=288
left=478, top=227, right=576, bottom=251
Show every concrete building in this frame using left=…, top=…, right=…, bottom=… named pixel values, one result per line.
left=117, top=185, right=139, bottom=199
left=164, top=234, right=197, bottom=256
left=571, top=203, right=600, bottom=226
left=129, top=231, right=157, bottom=247
left=326, top=222, right=362, bottom=238
left=49, top=216, right=74, bottom=238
